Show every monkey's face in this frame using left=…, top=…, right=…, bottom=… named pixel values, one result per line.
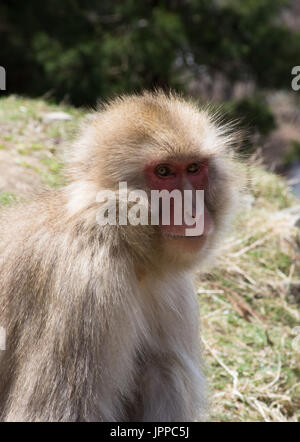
left=144, top=157, right=214, bottom=253
left=72, top=93, right=241, bottom=262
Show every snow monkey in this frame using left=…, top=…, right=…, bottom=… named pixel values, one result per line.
left=0, top=91, right=243, bottom=421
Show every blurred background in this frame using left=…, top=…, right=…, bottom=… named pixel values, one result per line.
left=1, top=0, right=300, bottom=191
left=1, top=1, right=300, bottom=422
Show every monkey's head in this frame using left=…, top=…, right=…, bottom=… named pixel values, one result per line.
left=67, top=91, right=243, bottom=269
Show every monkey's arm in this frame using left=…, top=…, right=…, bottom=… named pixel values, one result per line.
left=0, top=216, right=142, bottom=421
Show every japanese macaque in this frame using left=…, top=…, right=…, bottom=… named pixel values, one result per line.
left=0, top=91, right=243, bottom=422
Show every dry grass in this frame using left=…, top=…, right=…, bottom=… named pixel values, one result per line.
left=199, top=170, right=300, bottom=421
left=0, top=95, right=299, bottom=421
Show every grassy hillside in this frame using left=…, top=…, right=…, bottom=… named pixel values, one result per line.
left=0, top=96, right=299, bottom=422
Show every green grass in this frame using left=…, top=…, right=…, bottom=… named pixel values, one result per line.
left=0, top=192, right=19, bottom=206
left=0, top=95, right=299, bottom=422
left=0, top=95, right=84, bottom=189
left=199, top=166, right=300, bottom=421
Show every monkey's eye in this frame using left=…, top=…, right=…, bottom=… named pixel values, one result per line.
left=187, top=163, right=200, bottom=174
left=155, top=165, right=173, bottom=178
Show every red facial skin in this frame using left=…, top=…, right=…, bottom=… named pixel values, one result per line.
left=144, top=159, right=212, bottom=250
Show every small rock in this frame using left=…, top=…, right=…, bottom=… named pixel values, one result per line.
left=280, top=205, right=300, bottom=216
left=43, top=112, right=73, bottom=122
left=279, top=205, right=300, bottom=228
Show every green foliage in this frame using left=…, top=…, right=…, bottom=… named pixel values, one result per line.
left=1, top=0, right=299, bottom=149
left=1, top=0, right=299, bottom=106
left=284, top=140, right=300, bottom=165
left=223, top=94, right=276, bottom=151
left=234, top=96, right=276, bottom=136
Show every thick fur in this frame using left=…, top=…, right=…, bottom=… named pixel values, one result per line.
left=0, top=91, right=242, bottom=421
